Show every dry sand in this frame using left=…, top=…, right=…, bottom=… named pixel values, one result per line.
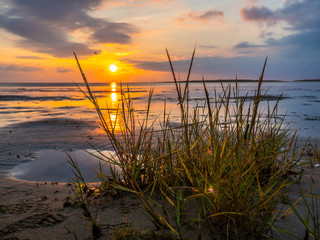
left=0, top=118, right=319, bottom=239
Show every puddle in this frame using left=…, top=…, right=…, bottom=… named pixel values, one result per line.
left=10, top=149, right=119, bottom=182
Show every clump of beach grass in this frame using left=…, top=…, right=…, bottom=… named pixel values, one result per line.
left=72, top=50, right=302, bottom=239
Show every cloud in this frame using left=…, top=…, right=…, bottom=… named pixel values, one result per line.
left=246, top=0, right=259, bottom=3
left=259, top=31, right=273, bottom=39
left=90, top=23, right=137, bottom=44
left=127, top=55, right=262, bottom=75
left=177, top=10, right=223, bottom=23
left=240, top=0, right=320, bottom=59
left=127, top=54, right=320, bottom=80
left=105, top=0, right=172, bottom=7
left=240, top=6, right=276, bottom=22
left=0, top=64, right=42, bottom=72
left=279, top=0, right=320, bottom=31
left=266, top=30, right=320, bottom=57
left=128, top=59, right=175, bottom=72
left=199, top=45, right=217, bottom=49
left=56, top=67, right=74, bottom=73
left=234, top=41, right=265, bottom=48
left=240, top=0, right=320, bottom=31
left=15, top=56, right=47, bottom=59
left=0, top=0, right=138, bottom=58
left=126, top=56, right=271, bottom=79
left=267, top=30, right=320, bottom=47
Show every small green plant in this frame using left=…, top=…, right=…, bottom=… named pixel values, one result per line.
left=72, top=49, right=301, bottom=239
left=68, top=154, right=102, bottom=239
left=295, top=194, right=320, bottom=240
left=279, top=184, right=320, bottom=240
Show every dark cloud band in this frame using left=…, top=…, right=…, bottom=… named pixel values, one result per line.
left=0, top=0, right=138, bottom=57
left=0, top=64, right=42, bottom=72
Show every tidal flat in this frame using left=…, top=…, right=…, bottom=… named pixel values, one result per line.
left=0, top=80, right=320, bottom=239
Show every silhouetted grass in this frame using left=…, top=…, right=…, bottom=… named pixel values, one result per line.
left=71, top=50, right=315, bottom=239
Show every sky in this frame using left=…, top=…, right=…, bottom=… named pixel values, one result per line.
left=0, top=0, right=319, bottom=83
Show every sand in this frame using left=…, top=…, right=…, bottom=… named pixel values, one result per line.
left=0, top=174, right=151, bottom=240
left=0, top=118, right=320, bottom=239
left=0, top=118, right=153, bottom=240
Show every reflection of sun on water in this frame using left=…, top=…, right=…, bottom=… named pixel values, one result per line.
left=110, top=114, right=117, bottom=123
left=109, top=113, right=121, bottom=131
left=111, top=82, right=117, bottom=91
left=108, top=82, right=120, bottom=131
left=111, top=92, right=117, bottom=102
left=110, top=82, right=117, bottom=102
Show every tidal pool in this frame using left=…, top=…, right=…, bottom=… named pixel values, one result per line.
left=10, top=149, right=119, bottom=182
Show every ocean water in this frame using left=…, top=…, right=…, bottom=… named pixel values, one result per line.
left=1, top=81, right=320, bottom=182
left=1, top=81, right=320, bottom=138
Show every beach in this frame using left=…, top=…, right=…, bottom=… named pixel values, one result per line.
left=1, top=82, right=320, bottom=239
left=1, top=0, right=320, bottom=238
left=0, top=120, right=319, bottom=239
left=0, top=118, right=319, bottom=240
left=0, top=118, right=153, bottom=239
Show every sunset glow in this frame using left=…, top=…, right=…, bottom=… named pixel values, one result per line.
left=0, top=1, right=319, bottom=83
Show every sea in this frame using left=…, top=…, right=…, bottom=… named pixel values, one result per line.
left=1, top=80, right=320, bottom=182
left=1, top=81, right=320, bottom=137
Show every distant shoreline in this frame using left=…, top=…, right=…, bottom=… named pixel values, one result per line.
left=159, top=79, right=320, bottom=83
left=0, top=79, right=320, bottom=87
left=159, top=79, right=283, bottom=83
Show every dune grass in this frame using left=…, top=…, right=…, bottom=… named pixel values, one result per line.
left=72, top=50, right=306, bottom=239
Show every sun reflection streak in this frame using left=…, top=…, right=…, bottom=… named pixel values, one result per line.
left=111, top=92, right=117, bottom=102
left=111, top=82, right=117, bottom=91
left=108, top=82, right=121, bottom=131
left=110, top=113, right=117, bottom=123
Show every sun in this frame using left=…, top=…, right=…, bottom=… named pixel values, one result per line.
left=109, top=64, right=118, bottom=72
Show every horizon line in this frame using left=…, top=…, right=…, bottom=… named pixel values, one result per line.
left=0, top=78, right=320, bottom=86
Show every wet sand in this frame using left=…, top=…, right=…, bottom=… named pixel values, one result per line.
left=0, top=118, right=152, bottom=239
left=0, top=118, right=109, bottom=174
left=0, top=118, right=320, bottom=239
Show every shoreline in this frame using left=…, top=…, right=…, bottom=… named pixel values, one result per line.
left=1, top=79, right=320, bottom=87
left=1, top=117, right=320, bottom=239
left=0, top=118, right=109, bottom=174
left=0, top=117, right=150, bottom=239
